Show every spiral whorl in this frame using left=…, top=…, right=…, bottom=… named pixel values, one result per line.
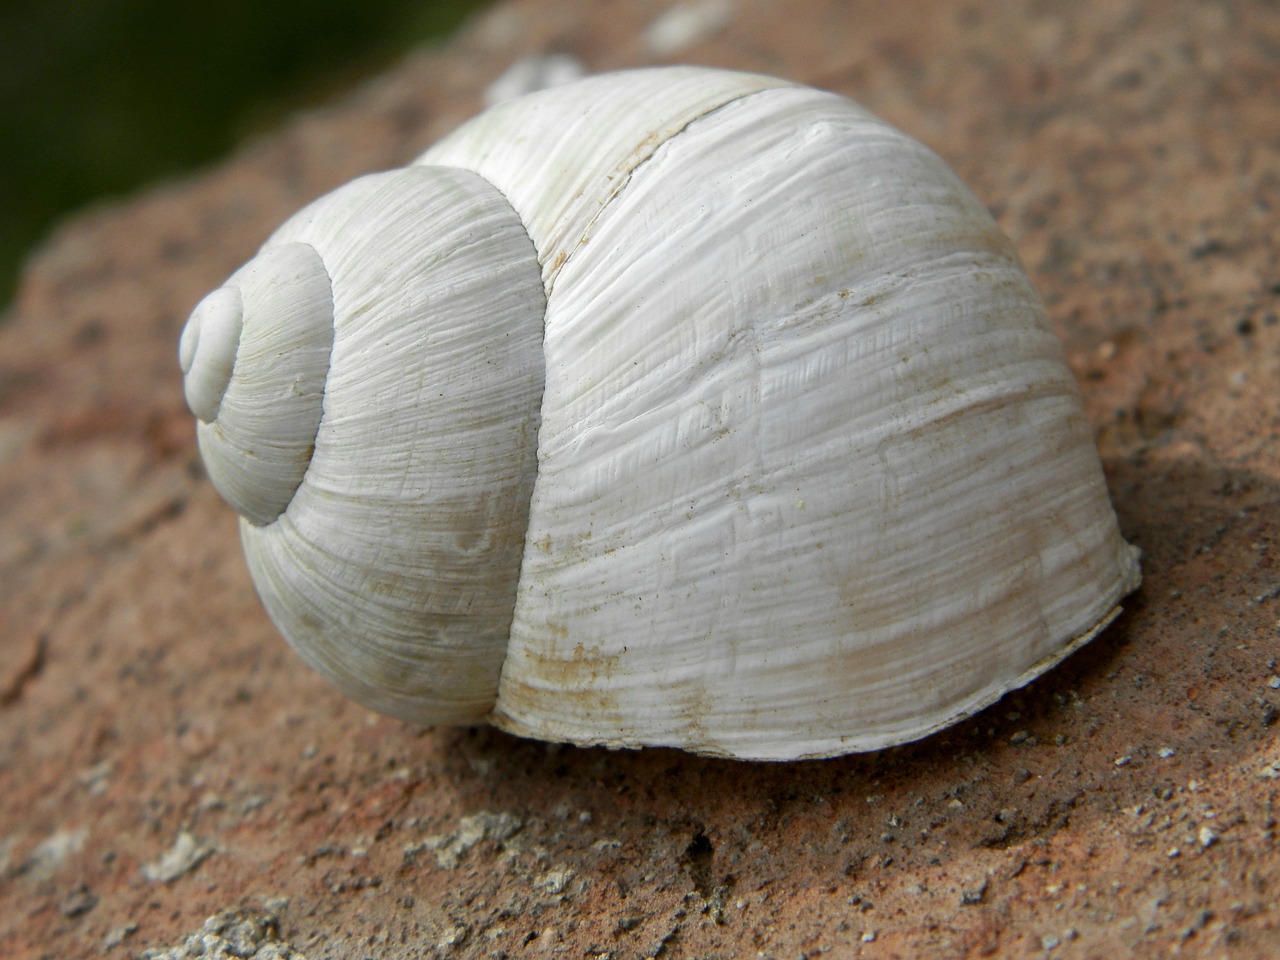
left=180, top=242, right=334, bottom=526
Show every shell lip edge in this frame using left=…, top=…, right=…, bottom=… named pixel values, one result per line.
left=482, top=592, right=1142, bottom=763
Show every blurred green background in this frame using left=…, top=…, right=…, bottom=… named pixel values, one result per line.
left=0, top=0, right=493, bottom=311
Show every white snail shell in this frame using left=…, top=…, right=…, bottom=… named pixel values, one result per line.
left=180, top=66, right=1140, bottom=760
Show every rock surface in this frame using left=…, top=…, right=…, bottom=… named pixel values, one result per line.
left=1, top=0, right=1277, bottom=957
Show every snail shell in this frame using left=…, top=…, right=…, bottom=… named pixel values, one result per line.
left=179, top=66, right=1140, bottom=760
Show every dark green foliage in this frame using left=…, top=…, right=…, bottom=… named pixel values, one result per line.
left=0, top=0, right=491, bottom=308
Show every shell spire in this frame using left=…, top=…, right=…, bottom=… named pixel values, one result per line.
left=183, top=166, right=548, bottom=725
left=180, top=242, right=334, bottom=525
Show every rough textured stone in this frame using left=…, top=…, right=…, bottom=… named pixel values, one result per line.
left=1, top=1, right=1277, bottom=957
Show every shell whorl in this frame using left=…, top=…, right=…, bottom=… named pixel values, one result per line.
left=215, top=166, right=548, bottom=725
left=179, top=284, right=243, bottom=423
left=180, top=243, right=334, bottom=525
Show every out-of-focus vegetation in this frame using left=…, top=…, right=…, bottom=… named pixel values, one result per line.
left=0, top=0, right=492, bottom=309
